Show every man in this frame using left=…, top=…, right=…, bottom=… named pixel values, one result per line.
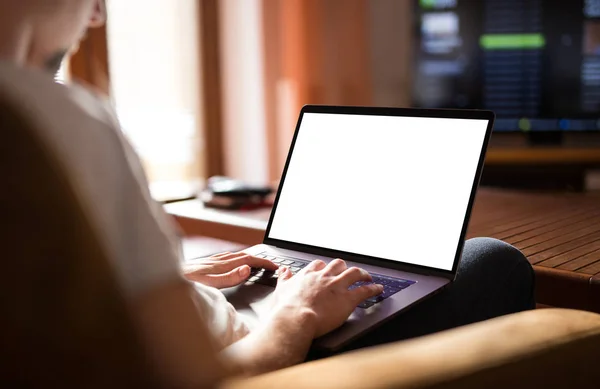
left=0, top=0, right=534, bottom=387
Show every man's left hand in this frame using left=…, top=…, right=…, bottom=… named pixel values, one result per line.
left=183, top=252, right=279, bottom=289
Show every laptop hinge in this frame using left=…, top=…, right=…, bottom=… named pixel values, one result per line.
left=265, top=241, right=455, bottom=280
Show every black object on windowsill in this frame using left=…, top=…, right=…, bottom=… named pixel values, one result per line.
left=200, top=176, right=273, bottom=210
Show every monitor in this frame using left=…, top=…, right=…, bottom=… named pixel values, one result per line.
left=413, top=0, right=600, bottom=132
left=265, top=107, right=493, bottom=273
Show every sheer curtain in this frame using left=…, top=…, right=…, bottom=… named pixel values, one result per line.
left=105, top=0, right=204, bottom=199
left=55, top=60, right=69, bottom=84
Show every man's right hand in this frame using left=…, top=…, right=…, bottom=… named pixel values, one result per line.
left=223, top=259, right=384, bottom=375
left=268, top=259, right=384, bottom=338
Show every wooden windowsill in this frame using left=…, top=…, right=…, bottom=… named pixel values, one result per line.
left=150, top=181, right=201, bottom=204
left=486, top=148, right=600, bottom=165
left=165, top=200, right=271, bottom=245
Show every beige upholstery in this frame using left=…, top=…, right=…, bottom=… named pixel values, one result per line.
left=223, top=308, right=600, bottom=389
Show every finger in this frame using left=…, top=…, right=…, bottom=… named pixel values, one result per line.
left=304, top=259, right=327, bottom=272
left=323, top=258, right=347, bottom=276
left=211, top=251, right=233, bottom=259
left=213, top=251, right=249, bottom=261
left=223, top=255, right=279, bottom=272
left=277, top=267, right=293, bottom=283
left=333, top=267, right=372, bottom=288
left=191, top=252, right=236, bottom=262
left=201, top=265, right=251, bottom=289
left=348, top=284, right=384, bottom=306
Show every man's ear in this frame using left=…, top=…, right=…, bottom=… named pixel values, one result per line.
left=89, top=0, right=106, bottom=28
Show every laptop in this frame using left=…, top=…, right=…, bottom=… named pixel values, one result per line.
left=222, top=105, right=495, bottom=351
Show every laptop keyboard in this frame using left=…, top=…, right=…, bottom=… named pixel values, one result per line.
left=247, top=253, right=416, bottom=309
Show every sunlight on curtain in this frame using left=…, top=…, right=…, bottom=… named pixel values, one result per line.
left=105, top=0, right=204, bottom=198
left=55, top=60, right=69, bottom=84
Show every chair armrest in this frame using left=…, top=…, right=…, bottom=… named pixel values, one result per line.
left=222, top=309, right=600, bottom=389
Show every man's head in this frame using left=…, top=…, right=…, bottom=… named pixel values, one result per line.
left=0, top=0, right=106, bottom=75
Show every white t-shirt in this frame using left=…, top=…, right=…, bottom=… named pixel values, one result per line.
left=0, top=62, right=249, bottom=348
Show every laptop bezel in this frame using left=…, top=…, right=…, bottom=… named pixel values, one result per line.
left=263, top=105, right=495, bottom=280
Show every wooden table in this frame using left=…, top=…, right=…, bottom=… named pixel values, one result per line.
left=166, top=201, right=270, bottom=245
left=166, top=188, right=600, bottom=312
left=466, top=189, right=600, bottom=312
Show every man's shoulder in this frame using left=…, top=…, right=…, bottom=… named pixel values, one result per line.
left=0, top=61, right=144, bottom=226
left=0, top=62, right=132, bottom=177
left=0, top=62, right=118, bottom=135
left=0, top=62, right=184, bottom=298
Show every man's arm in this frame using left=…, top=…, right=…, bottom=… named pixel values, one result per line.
left=132, top=261, right=383, bottom=385
left=222, top=307, right=316, bottom=375
left=132, top=281, right=313, bottom=385
left=131, top=281, right=234, bottom=388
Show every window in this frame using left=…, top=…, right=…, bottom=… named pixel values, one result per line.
left=217, top=1, right=377, bottom=184
left=105, top=0, right=204, bottom=198
left=55, top=61, right=68, bottom=84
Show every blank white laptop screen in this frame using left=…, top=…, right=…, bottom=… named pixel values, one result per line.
left=267, top=113, right=489, bottom=271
